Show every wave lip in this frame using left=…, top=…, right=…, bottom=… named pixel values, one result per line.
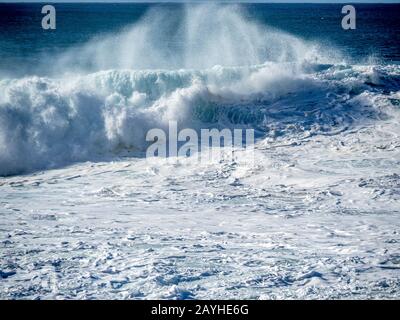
left=1, top=62, right=399, bottom=176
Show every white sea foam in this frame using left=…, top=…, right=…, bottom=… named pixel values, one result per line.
left=1, top=61, right=398, bottom=176
left=0, top=4, right=353, bottom=175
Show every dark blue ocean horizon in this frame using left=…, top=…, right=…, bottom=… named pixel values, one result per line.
left=0, top=3, right=399, bottom=76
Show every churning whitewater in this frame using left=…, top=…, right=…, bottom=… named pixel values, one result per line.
left=0, top=4, right=399, bottom=299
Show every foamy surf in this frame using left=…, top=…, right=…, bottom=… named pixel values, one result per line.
left=0, top=62, right=399, bottom=176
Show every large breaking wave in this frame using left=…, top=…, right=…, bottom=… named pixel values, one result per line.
left=0, top=4, right=399, bottom=176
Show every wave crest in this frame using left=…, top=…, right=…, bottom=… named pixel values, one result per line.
left=0, top=4, right=399, bottom=176
left=51, top=4, right=331, bottom=74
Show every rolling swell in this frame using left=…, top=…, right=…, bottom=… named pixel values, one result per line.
left=1, top=63, right=399, bottom=176
left=0, top=4, right=399, bottom=176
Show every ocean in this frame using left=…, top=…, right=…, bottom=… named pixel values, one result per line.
left=0, top=3, right=399, bottom=299
left=1, top=3, right=399, bottom=76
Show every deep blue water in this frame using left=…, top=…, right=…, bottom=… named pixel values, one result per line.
left=0, top=3, right=399, bottom=76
